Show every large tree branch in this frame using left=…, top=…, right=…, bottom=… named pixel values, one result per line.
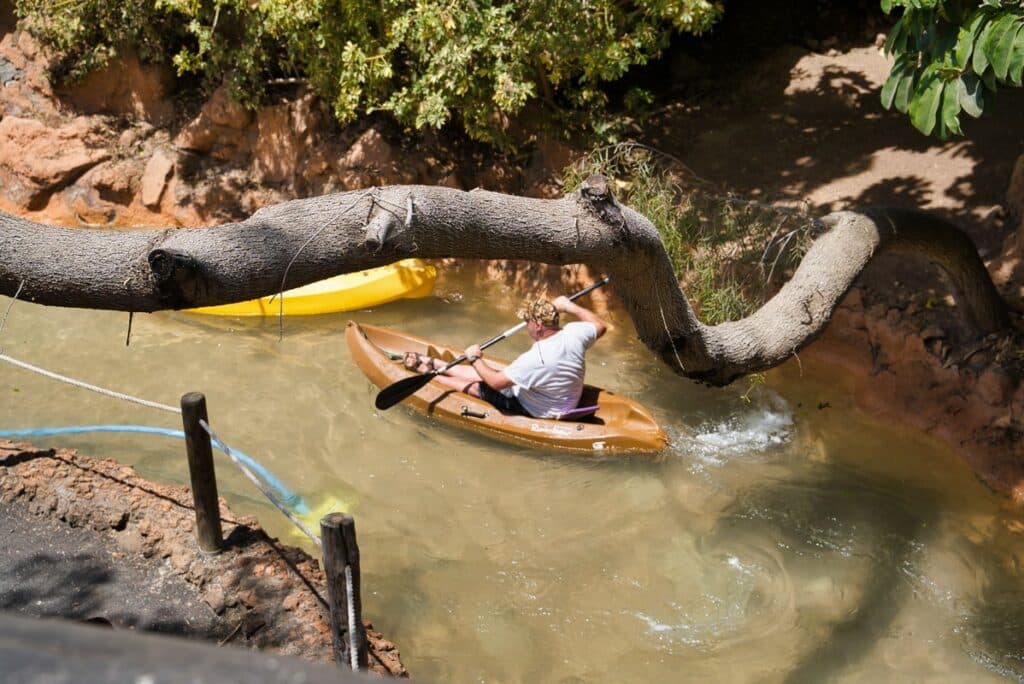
left=0, top=181, right=1009, bottom=386
left=683, top=207, right=1010, bottom=384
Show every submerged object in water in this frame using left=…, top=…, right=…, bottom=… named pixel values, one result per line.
left=346, top=321, right=667, bottom=453
left=187, top=259, right=436, bottom=317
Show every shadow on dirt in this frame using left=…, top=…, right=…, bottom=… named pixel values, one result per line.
left=625, top=0, right=1022, bottom=244
left=0, top=551, right=225, bottom=638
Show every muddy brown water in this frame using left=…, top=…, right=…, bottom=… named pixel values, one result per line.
left=3, top=276, right=1024, bottom=683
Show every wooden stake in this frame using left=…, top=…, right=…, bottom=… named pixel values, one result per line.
left=320, top=512, right=367, bottom=670
left=180, top=392, right=223, bottom=553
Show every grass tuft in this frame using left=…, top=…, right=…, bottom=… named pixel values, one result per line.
left=564, top=143, right=817, bottom=325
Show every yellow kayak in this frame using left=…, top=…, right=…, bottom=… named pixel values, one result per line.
left=187, top=259, right=437, bottom=316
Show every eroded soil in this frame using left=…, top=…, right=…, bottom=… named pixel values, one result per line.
left=0, top=440, right=407, bottom=677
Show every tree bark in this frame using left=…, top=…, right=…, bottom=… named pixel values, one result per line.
left=0, top=180, right=1009, bottom=386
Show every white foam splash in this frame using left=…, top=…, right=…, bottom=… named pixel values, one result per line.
left=673, top=393, right=794, bottom=466
left=633, top=611, right=706, bottom=647
left=635, top=612, right=678, bottom=634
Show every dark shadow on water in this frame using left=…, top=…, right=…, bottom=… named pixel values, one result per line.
left=957, top=514, right=1024, bottom=680
left=711, top=463, right=941, bottom=683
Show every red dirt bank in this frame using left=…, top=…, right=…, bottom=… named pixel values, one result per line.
left=0, top=440, right=407, bottom=676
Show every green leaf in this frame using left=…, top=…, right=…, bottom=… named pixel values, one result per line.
left=973, top=18, right=996, bottom=73
left=895, top=65, right=917, bottom=112
left=882, top=0, right=893, bottom=13
left=881, top=54, right=911, bottom=109
left=984, top=13, right=1019, bottom=79
left=891, top=9, right=922, bottom=55
left=954, top=9, right=990, bottom=68
left=953, top=29, right=973, bottom=68
left=881, top=71, right=900, bottom=109
left=909, top=67, right=944, bottom=135
left=1008, top=22, right=1024, bottom=85
left=940, top=77, right=963, bottom=136
left=884, top=17, right=904, bottom=56
left=957, top=73, right=985, bottom=117
left=995, top=18, right=1024, bottom=80
left=982, top=66, right=998, bottom=90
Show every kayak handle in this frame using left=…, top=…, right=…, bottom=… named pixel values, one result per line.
left=460, top=406, right=489, bottom=419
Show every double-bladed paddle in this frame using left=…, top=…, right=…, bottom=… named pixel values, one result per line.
left=374, top=276, right=611, bottom=410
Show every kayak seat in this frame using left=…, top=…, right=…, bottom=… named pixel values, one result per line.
left=556, top=405, right=600, bottom=422
left=554, top=387, right=604, bottom=423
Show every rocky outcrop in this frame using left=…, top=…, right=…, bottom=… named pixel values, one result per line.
left=805, top=284, right=1024, bottom=499
left=0, top=115, right=111, bottom=208
left=0, top=27, right=561, bottom=228
left=57, top=51, right=176, bottom=126
left=253, top=103, right=305, bottom=184
left=139, top=148, right=175, bottom=208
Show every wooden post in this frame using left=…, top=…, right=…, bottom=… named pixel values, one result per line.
left=320, top=512, right=367, bottom=670
left=180, top=392, right=223, bottom=553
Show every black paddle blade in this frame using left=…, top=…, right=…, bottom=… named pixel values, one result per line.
left=375, top=372, right=437, bottom=410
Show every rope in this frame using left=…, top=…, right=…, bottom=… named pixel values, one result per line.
left=0, top=279, right=24, bottom=336
left=0, top=353, right=180, bottom=414
left=0, top=351, right=323, bottom=545
left=273, top=190, right=371, bottom=341
left=345, top=564, right=359, bottom=670
left=654, top=282, right=686, bottom=372
left=199, top=419, right=320, bottom=545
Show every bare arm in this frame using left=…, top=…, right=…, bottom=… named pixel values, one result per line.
left=465, top=344, right=515, bottom=390
left=553, top=296, right=608, bottom=339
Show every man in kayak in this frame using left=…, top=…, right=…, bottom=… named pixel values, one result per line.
left=404, top=295, right=607, bottom=418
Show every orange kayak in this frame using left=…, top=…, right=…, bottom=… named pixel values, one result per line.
left=346, top=321, right=668, bottom=453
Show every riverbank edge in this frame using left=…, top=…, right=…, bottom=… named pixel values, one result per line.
left=0, top=440, right=408, bottom=677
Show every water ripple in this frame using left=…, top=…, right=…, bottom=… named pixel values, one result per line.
left=633, top=543, right=796, bottom=657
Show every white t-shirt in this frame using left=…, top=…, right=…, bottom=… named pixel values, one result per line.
left=502, top=322, right=599, bottom=418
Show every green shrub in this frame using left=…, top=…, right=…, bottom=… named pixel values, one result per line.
left=15, top=0, right=724, bottom=144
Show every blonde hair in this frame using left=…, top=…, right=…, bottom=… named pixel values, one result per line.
left=515, top=298, right=559, bottom=327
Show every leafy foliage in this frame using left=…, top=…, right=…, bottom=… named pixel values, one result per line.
left=881, top=0, right=1024, bottom=137
left=14, top=0, right=723, bottom=144
left=563, top=144, right=816, bottom=326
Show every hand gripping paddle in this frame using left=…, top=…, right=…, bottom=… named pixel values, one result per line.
left=374, top=276, right=610, bottom=410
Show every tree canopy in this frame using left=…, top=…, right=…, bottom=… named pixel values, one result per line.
left=881, top=0, right=1024, bottom=137
left=14, top=0, right=723, bottom=145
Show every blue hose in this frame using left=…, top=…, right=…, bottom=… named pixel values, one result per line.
left=0, top=424, right=310, bottom=515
